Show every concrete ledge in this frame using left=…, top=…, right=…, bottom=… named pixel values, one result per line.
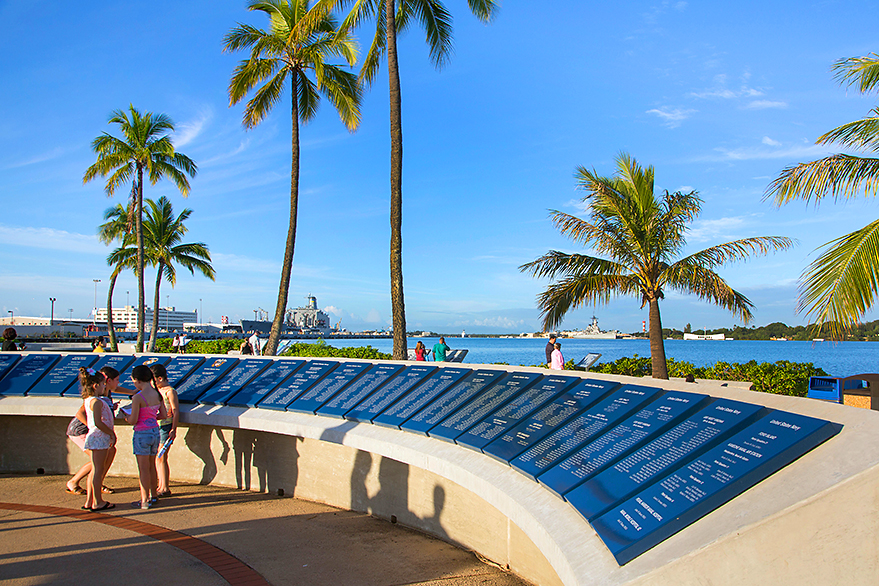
left=2, top=362, right=879, bottom=585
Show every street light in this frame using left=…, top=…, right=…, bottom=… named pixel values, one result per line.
left=7, top=310, right=12, bottom=325
left=93, top=279, right=101, bottom=325
left=166, top=295, right=170, bottom=331
left=49, top=298, right=56, bottom=326
left=200, top=298, right=203, bottom=325
left=68, top=309, right=73, bottom=321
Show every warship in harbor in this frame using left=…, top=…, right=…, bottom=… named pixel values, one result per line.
left=240, top=295, right=335, bottom=335
left=559, top=315, right=622, bottom=339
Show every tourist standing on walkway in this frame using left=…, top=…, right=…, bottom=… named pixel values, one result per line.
left=249, top=332, right=261, bottom=356
left=80, top=367, right=115, bottom=511
left=433, top=337, right=451, bottom=362
left=150, top=363, right=178, bottom=498
left=2, top=328, right=20, bottom=351
left=125, top=365, right=167, bottom=509
left=550, top=343, right=564, bottom=370
left=545, top=334, right=557, bottom=366
left=179, top=333, right=188, bottom=353
left=414, top=341, right=429, bottom=361
left=172, top=334, right=180, bottom=353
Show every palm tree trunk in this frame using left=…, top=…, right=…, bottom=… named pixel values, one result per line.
left=266, top=80, right=302, bottom=357
left=648, top=297, right=669, bottom=379
left=148, top=263, right=164, bottom=352
left=387, top=0, right=407, bottom=360
left=106, top=271, right=118, bottom=352
left=135, top=170, right=146, bottom=353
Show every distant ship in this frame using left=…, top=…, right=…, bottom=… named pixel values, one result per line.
left=240, top=295, right=335, bottom=335
left=560, top=316, right=621, bottom=339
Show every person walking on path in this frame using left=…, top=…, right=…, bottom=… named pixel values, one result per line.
left=172, top=334, right=180, bottom=353
left=125, top=365, right=167, bottom=509
left=150, top=363, right=178, bottom=497
left=550, top=342, right=564, bottom=370
left=433, top=337, right=451, bottom=362
left=545, top=334, right=557, bottom=366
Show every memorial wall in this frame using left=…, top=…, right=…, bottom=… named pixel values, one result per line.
left=0, top=350, right=847, bottom=572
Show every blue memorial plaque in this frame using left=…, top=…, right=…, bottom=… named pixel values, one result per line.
left=428, top=372, right=542, bottom=443
left=317, top=363, right=406, bottom=419
left=372, top=367, right=470, bottom=429
left=564, top=398, right=767, bottom=521
left=482, top=378, right=620, bottom=464
left=510, top=385, right=664, bottom=480
left=0, top=354, right=61, bottom=395
left=226, top=360, right=305, bottom=407
left=345, top=365, right=437, bottom=423
left=63, top=355, right=137, bottom=397
left=175, top=357, right=240, bottom=403
left=257, top=360, right=338, bottom=411
left=164, top=356, right=206, bottom=387
left=286, top=361, right=373, bottom=415
left=27, top=354, right=99, bottom=396
left=399, top=369, right=506, bottom=436
left=197, top=358, right=274, bottom=405
left=120, top=355, right=171, bottom=379
left=590, top=411, right=841, bottom=565
left=0, top=354, right=22, bottom=382
left=455, top=375, right=580, bottom=452
left=537, top=391, right=711, bottom=497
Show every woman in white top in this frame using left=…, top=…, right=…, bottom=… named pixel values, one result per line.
left=80, top=367, right=115, bottom=511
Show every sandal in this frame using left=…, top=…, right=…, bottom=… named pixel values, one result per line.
left=156, top=490, right=172, bottom=498
left=131, top=500, right=152, bottom=509
left=91, top=502, right=115, bottom=512
left=101, top=486, right=115, bottom=494
left=66, top=485, right=86, bottom=495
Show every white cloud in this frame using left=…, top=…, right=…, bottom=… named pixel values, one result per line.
left=453, top=316, right=527, bottom=329
left=687, top=216, right=751, bottom=242
left=209, top=252, right=278, bottom=274
left=0, top=224, right=105, bottom=254
left=762, top=136, right=782, bottom=146
left=646, top=107, right=696, bottom=128
left=5, top=146, right=73, bottom=170
left=365, top=309, right=383, bottom=323
left=694, top=143, right=832, bottom=162
left=745, top=100, right=788, bottom=110
left=173, top=109, right=213, bottom=147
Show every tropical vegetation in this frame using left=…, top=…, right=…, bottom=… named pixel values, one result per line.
left=224, top=0, right=361, bottom=356
left=520, top=153, right=794, bottom=379
left=325, top=0, right=499, bottom=360
left=767, top=53, right=879, bottom=339
left=98, top=203, right=137, bottom=352
left=141, top=196, right=215, bottom=351
left=84, top=105, right=197, bottom=352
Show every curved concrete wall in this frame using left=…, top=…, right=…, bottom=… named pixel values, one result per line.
left=2, top=356, right=879, bottom=586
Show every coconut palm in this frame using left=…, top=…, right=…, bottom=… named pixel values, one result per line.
left=98, top=202, right=137, bottom=352
left=767, top=53, right=879, bottom=339
left=324, top=0, right=498, bottom=359
left=142, top=196, right=215, bottom=352
left=84, top=105, right=197, bottom=352
left=521, top=153, right=794, bottom=379
left=224, top=0, right=361, bottom=356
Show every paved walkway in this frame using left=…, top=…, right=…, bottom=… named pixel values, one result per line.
left=0, top=474, right=530, bottom=586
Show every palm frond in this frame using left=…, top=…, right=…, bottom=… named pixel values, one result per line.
left=536, top=273, right=638, bottom=331
left=766, top=153, right=879, bottom=205
left=817, top=110, right=879, bottom=152
left=664, top=264, right=755, bottom=322
left=798, top=218, right=879, bottom=338
left=674, top=236, right=794, bottom=270
left=832, top=53, right=879, bottom=93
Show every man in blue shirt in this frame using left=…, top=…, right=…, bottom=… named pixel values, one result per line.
left=433, top=337, right=451, bottom=362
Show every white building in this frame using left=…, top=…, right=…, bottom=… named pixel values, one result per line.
left=96, top=305, right=197, bottom=332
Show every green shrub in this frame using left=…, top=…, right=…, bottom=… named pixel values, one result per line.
left=281, top=340, right=392, bottom=361
left=591, top=356, right=827, bottom=396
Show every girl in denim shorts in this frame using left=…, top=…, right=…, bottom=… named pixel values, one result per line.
left=124, top=365, right=167, bottom=509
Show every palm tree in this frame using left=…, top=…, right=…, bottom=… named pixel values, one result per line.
left=98, top=202, right=137, bottom=352
left=327, top=0, right=498, bottom=359
left=767, top=53, right=879, bottom=339
left=521, top=153, right=793, bottom=379
left=224, top=0, right=361, bottom=356
left=84, top=105, right=197, bottom=352
left=142, top=196, right=216, bottom=352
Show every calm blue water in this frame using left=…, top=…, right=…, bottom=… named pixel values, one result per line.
left=299, top=337, right=878, bottom=377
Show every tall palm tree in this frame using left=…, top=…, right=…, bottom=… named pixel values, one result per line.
left=326, top=0, right=498, bottom=359
left=521, top=153, right=793, bottom=379
left=98, top=202, right=137, bottom=352
left=142, top=196, right=216, bottom=352
left=225, top=0, right=361, bottom=356
left=84, top=105, right=197, bottom=352
left=767, top=53, right=879, bottom=339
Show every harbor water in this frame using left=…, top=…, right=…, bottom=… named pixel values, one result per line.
left=298, top=337, right=878, bottom=377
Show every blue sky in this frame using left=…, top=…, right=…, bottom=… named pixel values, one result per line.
left=2, top=0, right=879, bottom=334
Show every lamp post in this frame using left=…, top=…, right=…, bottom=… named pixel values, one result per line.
left=49, top=298, right=56, bottom=326
left=68, top=309, right=73, bottom=321
left=200, top=298, right=203, bottom=325
left=7, top=310, right=12, bottom=325
left=93, top=279, right=101, bottom=325
left=166, top=295, right=170, bottom=331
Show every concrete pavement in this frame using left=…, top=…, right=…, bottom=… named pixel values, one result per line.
left=0, top=474, right=531, bottom=586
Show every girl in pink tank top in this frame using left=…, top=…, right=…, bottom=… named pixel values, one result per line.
left=125, top=365, right=167, bottom=509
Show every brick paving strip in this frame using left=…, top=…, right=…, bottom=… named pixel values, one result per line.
left=0, top=501, right=271, bottom=586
